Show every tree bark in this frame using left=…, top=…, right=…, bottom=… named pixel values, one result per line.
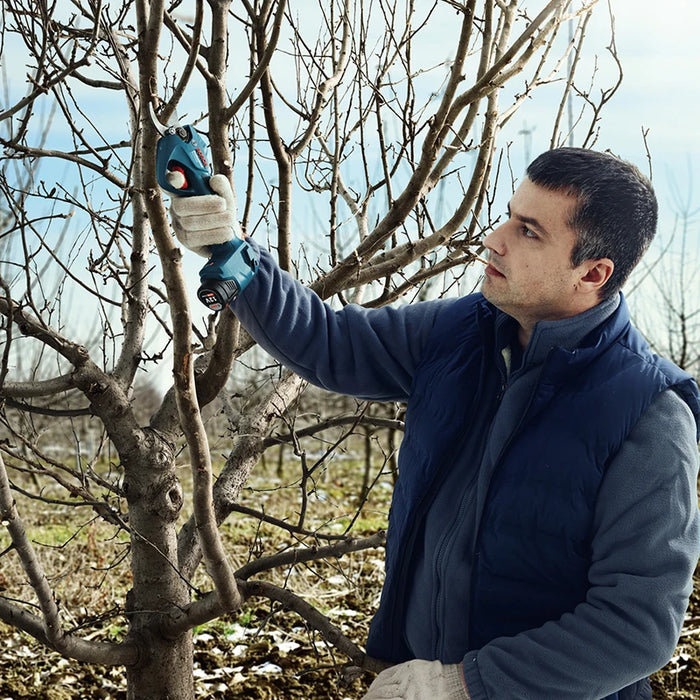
left=123, top=431, right=194, bottom=700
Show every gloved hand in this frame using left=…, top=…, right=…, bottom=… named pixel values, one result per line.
left=169, top=173, right=243, bottom=257
left=361, top=659, right=469, bottom=700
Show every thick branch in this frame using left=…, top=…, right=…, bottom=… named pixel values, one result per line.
left=138, top=0, right=241, bottom=612
left=177, top=371, right=307, bottom=579
left=242, top=578, right=387, bottom=671
left=224, top=0, right=288, bottom=121
left=310, top=0, right=576, bottom=301
left=163, top=531, right=385, bottom=642
left=0, top=294, right=143, bottom=454
left=0, top=374, right=75, bottom=398
left=0, top=596, right=138, bottom=666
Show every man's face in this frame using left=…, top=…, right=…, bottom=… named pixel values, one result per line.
left=481, top=177, right=592, bottom=339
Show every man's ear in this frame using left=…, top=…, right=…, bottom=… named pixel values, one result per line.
left=579, top=258, right=614, bottom=294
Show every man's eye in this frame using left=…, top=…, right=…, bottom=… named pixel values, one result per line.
left=522, top=226, right=537, bottom=239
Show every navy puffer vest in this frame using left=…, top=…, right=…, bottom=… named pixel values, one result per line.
left=366, top=294, right=699, bottom=690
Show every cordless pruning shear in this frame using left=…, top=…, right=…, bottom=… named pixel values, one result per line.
left=149, top=105, right=259, bottom=311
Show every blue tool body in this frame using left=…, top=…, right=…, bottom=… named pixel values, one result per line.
left=155, top=125, right=213, bottom=196
left=198, top=240, right=260, bottom=312
left=154, top=120, right=258, bottom=310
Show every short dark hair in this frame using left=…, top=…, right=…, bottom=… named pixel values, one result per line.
left=526, top=147, right=657, bottom=299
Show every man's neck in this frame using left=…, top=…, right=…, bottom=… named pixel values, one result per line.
left=517, top=324, right=532, bottom=348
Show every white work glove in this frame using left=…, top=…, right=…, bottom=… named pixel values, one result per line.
left=361, top=660, right=469, bottom=700
left=169, top=173, right=243, bottom=257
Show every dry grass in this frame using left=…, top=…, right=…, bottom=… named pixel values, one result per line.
left=1, top=457, right=699, bottom=699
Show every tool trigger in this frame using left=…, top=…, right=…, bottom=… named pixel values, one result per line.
left=166, top=165, right=188, bottom=190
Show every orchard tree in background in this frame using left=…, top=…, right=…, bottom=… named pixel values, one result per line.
left=629, top=173, right=700, bottom=379
left=0, top=1, right=617, bottom=698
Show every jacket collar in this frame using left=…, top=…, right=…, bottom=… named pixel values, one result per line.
left=492, top=293, right=623, bottom=375
left=524, top=293, right=621, bottom=368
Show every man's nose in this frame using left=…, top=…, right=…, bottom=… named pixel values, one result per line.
left=483, top=224, right=506, bottom=256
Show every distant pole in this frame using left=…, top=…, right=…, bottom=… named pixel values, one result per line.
left=567, top=18, right=574, bottom=146
left=518, top=122, right=535, bottom=165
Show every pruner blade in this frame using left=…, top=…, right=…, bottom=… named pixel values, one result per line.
left=148, top=102, right=172, bottom=136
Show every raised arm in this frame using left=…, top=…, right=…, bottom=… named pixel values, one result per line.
left=230, top=243, right=454, bottom=401
left=169, top=175, right=454, bottom=402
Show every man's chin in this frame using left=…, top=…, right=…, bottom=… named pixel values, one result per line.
left=480, top=277, right=498, bottom=301
left=481, top=279, right=508, bottom=312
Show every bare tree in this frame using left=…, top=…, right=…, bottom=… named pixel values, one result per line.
left=629, top=168, right=700, bottom=378
left=0, top=1, right=618, bottom=697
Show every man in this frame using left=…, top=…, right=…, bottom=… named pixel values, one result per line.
left=170, top=148, right=700, bottom=699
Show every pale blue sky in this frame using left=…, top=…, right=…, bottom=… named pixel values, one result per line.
left=532, top=0, right=699, bottom=212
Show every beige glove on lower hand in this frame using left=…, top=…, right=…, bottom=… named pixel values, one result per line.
left=361, top=660, right=469, bottom=700
left=169, top=173, right=243, bottom=257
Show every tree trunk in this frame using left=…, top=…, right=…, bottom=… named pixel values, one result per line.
left=124, top=432, right=194, bottom=699
left=125, top=626, right=193, bottom=700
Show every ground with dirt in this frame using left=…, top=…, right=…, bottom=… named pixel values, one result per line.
left=1, top=458, right=699, bottom=699
left=1, top=583, right=699, bottom=699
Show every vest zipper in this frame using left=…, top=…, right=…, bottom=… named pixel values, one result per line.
left=386, top=352, right=494, bottom=660
left=467, top=358, right=552, bottom=640
left=428, top=356, right=510, bottom=658
left=429, top=357, right=509, bottom=659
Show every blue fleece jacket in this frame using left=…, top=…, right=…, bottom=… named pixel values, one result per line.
left=230, top=243, right=700, bottom=699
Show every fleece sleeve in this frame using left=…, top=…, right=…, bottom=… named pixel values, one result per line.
left=228, top=242, right=455, bottom=402
left=462, top=388, right=700, bottom=699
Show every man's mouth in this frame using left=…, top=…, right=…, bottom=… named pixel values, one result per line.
left=485, top=262, right=505, bottom=278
